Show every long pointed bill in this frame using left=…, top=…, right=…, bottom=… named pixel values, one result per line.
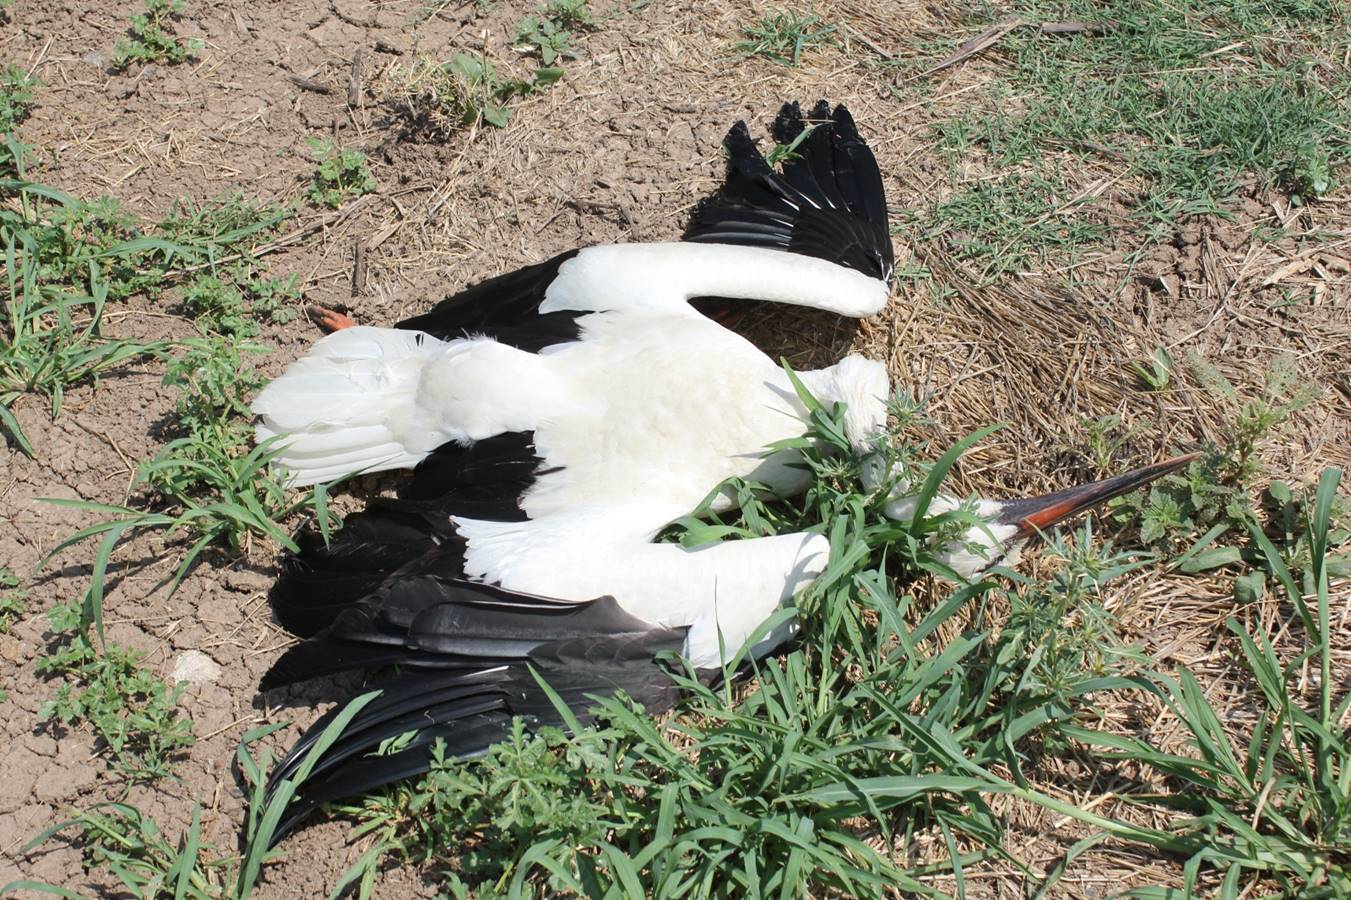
left=996, top=453, right=1200, bottom=542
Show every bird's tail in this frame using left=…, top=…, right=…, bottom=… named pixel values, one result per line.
left=252, top=326, right=447, bottom=487
left=685, top=100, right=894, bottom=282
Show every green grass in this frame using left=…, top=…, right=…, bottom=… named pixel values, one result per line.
left=913, top=168, right=1109, bottom=280
left=40, top=332, right=331, bottom=648
left=386, top=51, right=564, bottom=132
left=113, top=0, right=203, bottom=71
left=387, top=1, right=587, bottom=134
left=0, top=63, right=39, bottom=134
left=912, top=0, right=1351, bottom=273
left=36, top=599, right=194, bottom=783
left=10, top=381, right=1348, bottom=896
left=3, top=124, right=325, bottom=797
left=734, top=8, right=838, bottom=66
left=1, top=136, right=184, bottom=455
left=9, top=698, right=378, bottom=898
left=3, top=120, right=295, bottom=455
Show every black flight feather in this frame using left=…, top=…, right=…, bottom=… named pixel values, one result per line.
left=684, top=101, right=894, bottom=282
left=261, top=626, right=686, bottom=845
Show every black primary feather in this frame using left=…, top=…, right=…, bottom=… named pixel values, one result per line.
left=395, top=249, right=586, bottom=352
left=684, top=101, right=894, bottom=282
left=261, top=611, right=686, bottom=844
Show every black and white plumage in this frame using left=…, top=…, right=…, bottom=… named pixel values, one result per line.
left=253, top=102, right=896, bottom=671
left=252, top=102, right=1191, bottom=841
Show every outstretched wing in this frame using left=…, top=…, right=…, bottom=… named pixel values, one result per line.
left=390, top=101, right=892, bottom=342
left=260, top=570, right=684, bottom=844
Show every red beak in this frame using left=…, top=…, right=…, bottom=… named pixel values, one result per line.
left=995, top=453, right=1200, bottom=541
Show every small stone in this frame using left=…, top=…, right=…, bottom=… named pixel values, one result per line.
left=171, top=650, right=222, bottom=685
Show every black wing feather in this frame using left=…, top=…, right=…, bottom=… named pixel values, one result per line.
left=685, top=101, right=894, bottom=282
left=395, top=250, right=585, bottom=352
left=262, top=626, right=686, bottom=844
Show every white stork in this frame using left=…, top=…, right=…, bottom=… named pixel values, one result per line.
left=252, top=102, right=1192, bottom=839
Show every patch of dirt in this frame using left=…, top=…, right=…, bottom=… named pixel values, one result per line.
left=1, top=0, right=1347, bottom=896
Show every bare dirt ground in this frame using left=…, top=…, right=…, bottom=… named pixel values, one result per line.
left=1, top=0, right=1347, bottom=896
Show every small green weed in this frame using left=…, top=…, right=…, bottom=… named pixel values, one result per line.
left=113, top=0, right=203, bottom=71
left=1078, top=414, right=1148, bottom=474
left=37, top=599, right=194, bottom=782
left=1127, top=346, right=1176, bottom=391
left=999, top=525, right=1151, bottom=708
left=0, top=566, right=26, bottom=634
left=8, top=716, right=335, bottom=898
left=1190, top=352, right=1319, bottom=488
left=21, top=802, right=229, bottom=898
left=386, top=52, right=563, bottom=132
left=1107, top=354, right=1345, bottom=604
left=0, top=63, right=39, bottom=134
left=515, top=15, right=578, bottom=65
left=763, top=121, right=818, bottom=167
left=181, top=271, right=299, bottom=336
left=734, top=8, right=838, bottom=65
left=305, top=137, right=376, bottom=209
left=543, top=0, right=591, bottom=29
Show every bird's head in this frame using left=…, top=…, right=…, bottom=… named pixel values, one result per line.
left=883, top=453, right=1199, bottom=579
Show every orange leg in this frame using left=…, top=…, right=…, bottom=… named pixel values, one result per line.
left=308, top=304, right=358, bottom=333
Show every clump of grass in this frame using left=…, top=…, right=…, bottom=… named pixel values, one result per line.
left=999, top=524, right=1151, bottom=703
left=0, top=63, right=39, bottom=133
left=181, top=271, right=298, bottom=336
left=305, top=137, right=376, bottom=209
left=543, top=0, right=591, bottom=28
left=734, top=8, right=838, bottom=65
left=388, top=1, right=586, bottom=134
left=384, top=52, right=562, bottom=132
left=42, top=336, right=324, bottom=626
left=2, top=144, right=293, bottom=456
left=914, top=169, right=1109, bottom=280
left=9, top=717, right=333, bottom=897
left=36, top=599, right=194, bottom=782
left=0, top=137, right=182, bottom=455
left=18, top=802, right=229, bottom=898
left=112, top=0, right=203, bottom=71
left=1101, top=353, right=1348, bottom=604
